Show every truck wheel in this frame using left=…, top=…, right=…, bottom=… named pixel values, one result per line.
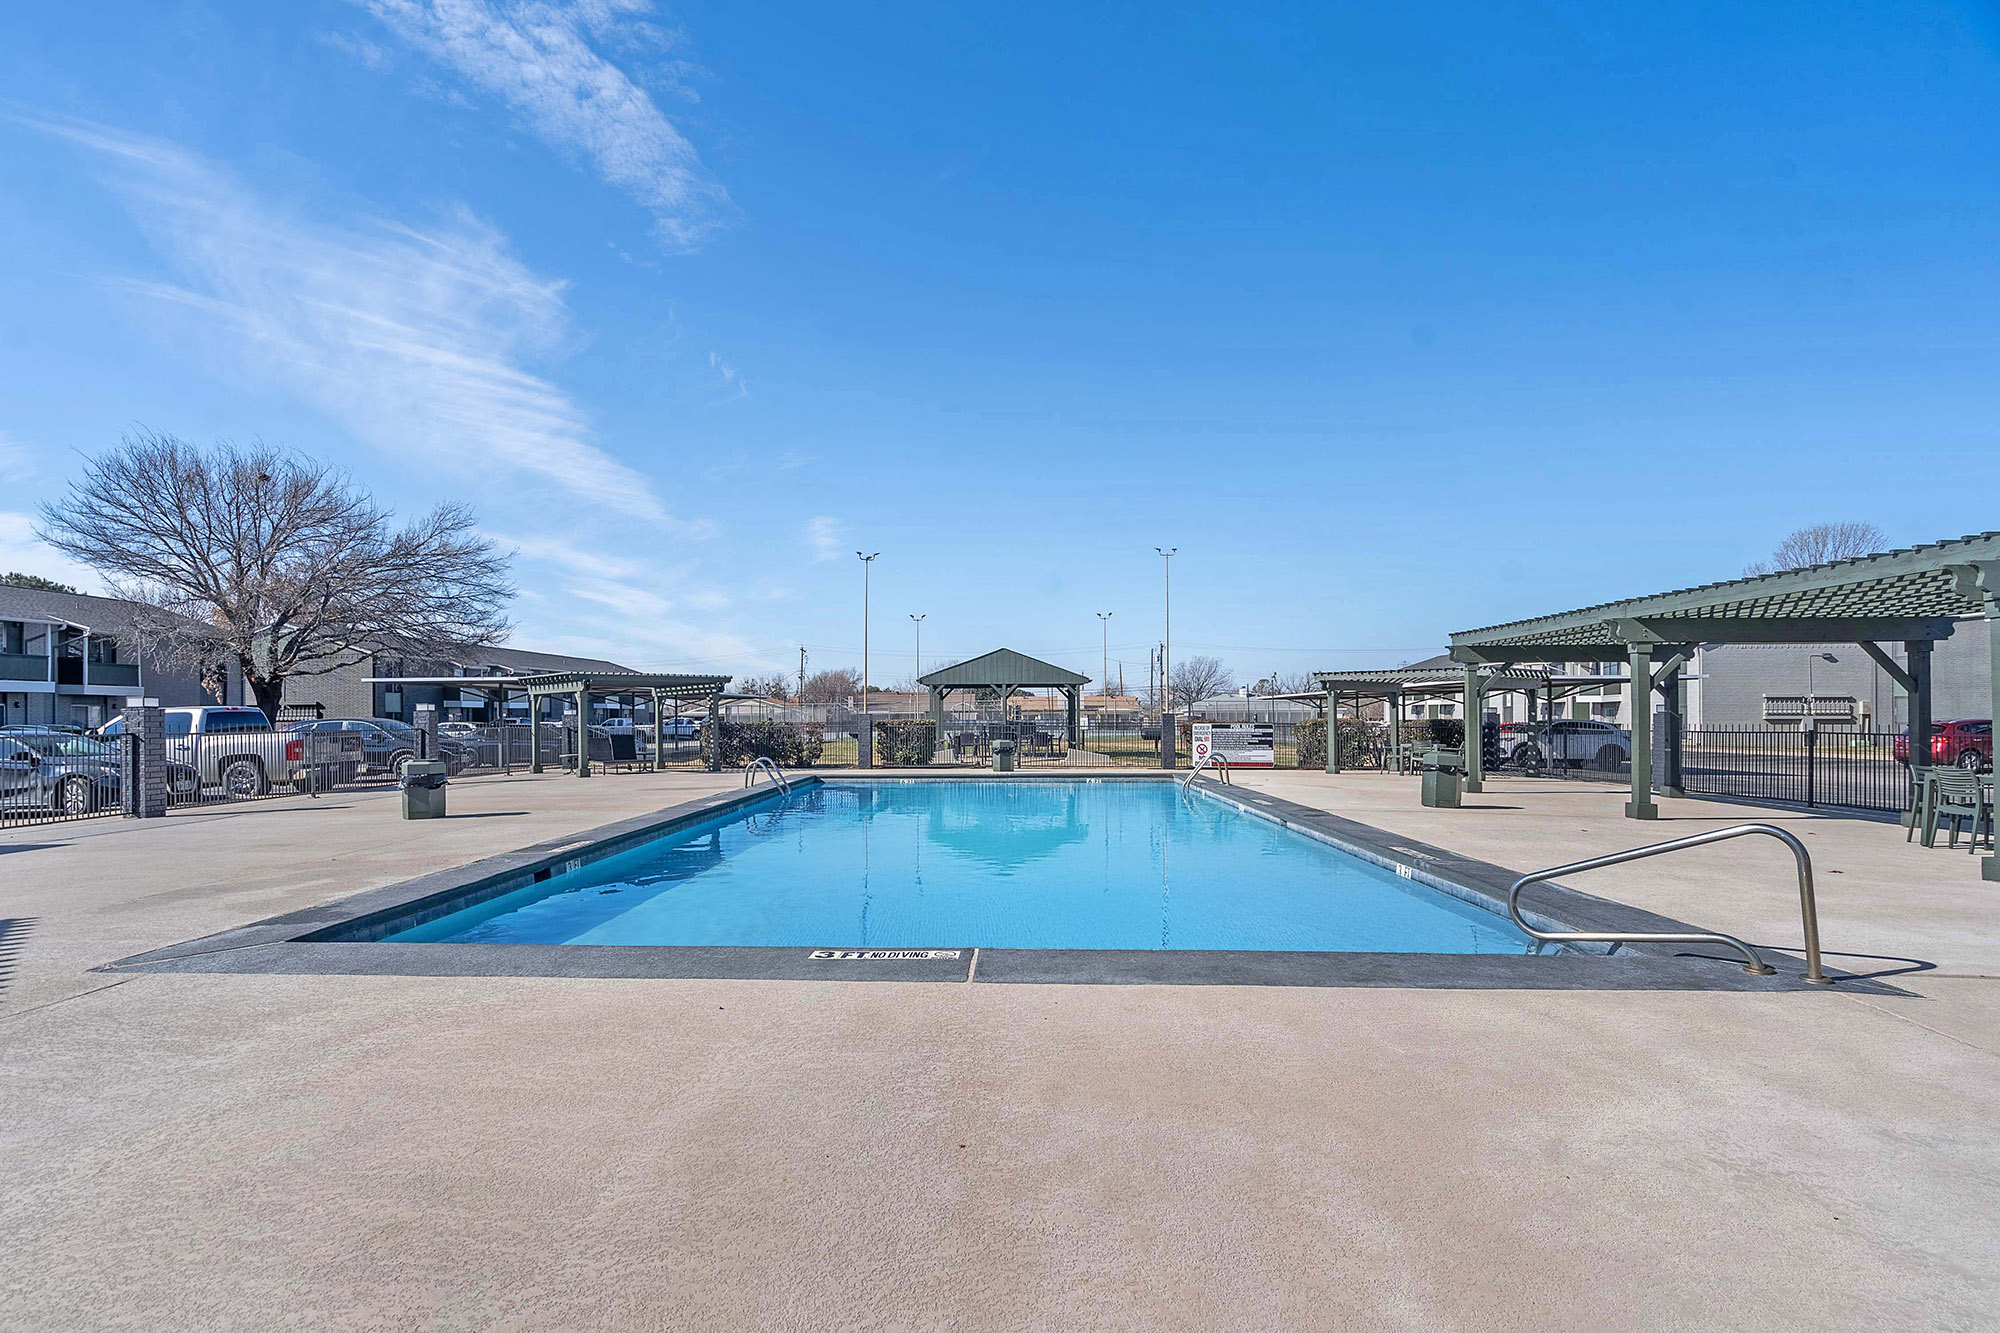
left=55, top=776, right=96, bottom=814
left=221, top=758, right=268, bottom=798
left=1595, top=746, right=1624, bottom=771
left=387, top=749, right=413, bottom=775
left=1960, top=749, right=1986, bottom=772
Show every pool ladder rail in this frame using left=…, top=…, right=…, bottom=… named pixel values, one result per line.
left=744, top=757, right=791, bottom=793
left=1181, top=752, right=1232, bottom=796
left=1507, top=823, right=1830, bottom=984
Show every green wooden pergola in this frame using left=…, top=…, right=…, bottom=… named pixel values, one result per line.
left=517, top=671, right=730, bottom=775
left=1447, top=532, right=2000, bottom=881
left=918, top=648, right=1092, bottom=745
left=1311, top=661, right=1555, bottom=774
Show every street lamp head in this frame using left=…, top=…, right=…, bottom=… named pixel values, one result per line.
left=857, top=551, right=879, bottom=562
left=1155, top=546, right=1176, bottom=557
left=1816, top=652, right=1838, bottom=663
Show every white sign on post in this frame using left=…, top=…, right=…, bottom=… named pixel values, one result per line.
left=1191, top=722, right=1213, bottom=767
left=1207, top=723, right=1275, bottom=768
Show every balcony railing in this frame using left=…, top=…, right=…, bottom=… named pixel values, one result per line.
left=0, top=652, right=51, bottom=682
left=87, top=662, right=141, bottom=689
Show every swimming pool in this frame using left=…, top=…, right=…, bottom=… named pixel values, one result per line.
left=383, top=779, right=1542, bottom=954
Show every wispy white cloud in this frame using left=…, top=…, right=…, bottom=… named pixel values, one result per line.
left=357, top=0, right=733, bottom=249
left=805, top=515, right=846, bottom=562
left=17, top=111, right=668, bottom=522
left=0, top=512, right=104, bottom=591
left=706, top=349, right=747, bottom=401
left=0, top=431, right=39, bottom=484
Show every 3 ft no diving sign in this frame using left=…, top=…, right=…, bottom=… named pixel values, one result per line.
left=808, top=949, right=962, bottom=961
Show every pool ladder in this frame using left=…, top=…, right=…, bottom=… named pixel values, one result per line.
left=1180, top=752, right=1232, bottom=795
left=744, top=757, right=791, bottom=793
left=1506, top=823, right=1830, bottom=983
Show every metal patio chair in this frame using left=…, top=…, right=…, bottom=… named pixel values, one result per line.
left=1907, top=767, right=1934, bottom=844
left=1922, top=767, right=1993, bottom=852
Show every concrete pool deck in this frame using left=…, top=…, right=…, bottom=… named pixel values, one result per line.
left=3, top=769, right=1997, bottom=1328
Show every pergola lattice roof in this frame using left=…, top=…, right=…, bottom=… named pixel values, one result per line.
left=1451, top=532, right=2000, bottom=659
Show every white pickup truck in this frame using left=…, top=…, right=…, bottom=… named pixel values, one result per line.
left=104, top=706, right=310, bottom=797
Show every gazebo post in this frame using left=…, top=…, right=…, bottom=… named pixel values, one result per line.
left=1657, top=658, right=1686, bottom=798
left=1625, top=644, right=1657, bottom=820
left=575, top=684, right=591, bottom=777
left=1462, top=665, right=1484, bottom=792
left=1066, top=686, right=1080, bottom=745
left=493, top=684, right=510, bottom=774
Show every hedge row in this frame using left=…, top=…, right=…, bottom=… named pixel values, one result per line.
left=700, top=719, right=824, bottom=768
left=873, top=719, right=936, bottom=766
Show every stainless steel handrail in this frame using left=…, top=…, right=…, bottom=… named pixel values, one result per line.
left=1507, top=823, right=1830, bottom=984
left=1180, top=751, right=1231, bottom=795
left=744, top=757, right=790, bottom=792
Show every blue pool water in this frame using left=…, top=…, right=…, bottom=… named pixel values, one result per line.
left=387, top=781, right=1538, bottom=953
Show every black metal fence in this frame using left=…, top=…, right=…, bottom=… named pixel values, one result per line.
left=0, top=727, right=128, bottom=826
left=1679, top=726, right=1911, bottom=814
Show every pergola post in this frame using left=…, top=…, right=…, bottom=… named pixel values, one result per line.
left=929, top=686, right=943, bottom=737
left=706, top=692, right=722, bottom=772
left=1657, top=662, right=1685, bottom=798
left=1625, top=644, right=1657, bottom=820
left=1905, top=639, right=1934, bottom=784
left=1461, top=665, right=1484, bottom=792
left=494, top=684, right=510, bottom=773
left=528, top=689, right=544, bottom=773
left=574, top=684, right=591, bottom=777
left=650, top=688, right=664, bottom=772
left=1947, top=562, right=2000, bottom=881
left=1324, top=691, right=1341, bottom=774
left=1388, top=691, right=1404, bottom=772
left=1066, top=686, right=1080, bottom=745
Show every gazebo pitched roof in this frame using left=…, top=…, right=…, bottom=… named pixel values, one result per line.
left=919, top=648, right=1089, bottom=689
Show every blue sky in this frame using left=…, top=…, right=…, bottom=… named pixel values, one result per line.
left=4, top=2, right=1999, bottom=691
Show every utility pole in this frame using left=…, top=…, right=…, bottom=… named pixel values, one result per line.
left=857, top=552, right=879, bottom=713
left=1096, top=612, right=1113, bottom=700
left=1155, top=547, right=1176, bottom=715
left=798, top=646, right=807, bottom=699
left=910, top=613, right=926, bottom=694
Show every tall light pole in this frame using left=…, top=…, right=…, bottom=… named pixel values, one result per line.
left=857, top=551, right=879, bottom=713
left=1155, top=547, right=1176, bottom=714
left=910, top=613, right=926, bottom=691
left=1096, top=612, right=1113, bottom=700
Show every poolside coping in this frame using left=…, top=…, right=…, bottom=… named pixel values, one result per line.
left=103, top=773, right=1895, bottom=993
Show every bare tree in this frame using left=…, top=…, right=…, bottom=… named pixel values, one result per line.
left=37, top=431, right=512, bottom=719
left=1744, top=522, right=1888, bottom=576
left=1168, top=655, right=1234, bottom=712
left=736, top=672, right=794, bottom=701
left=797, top=667, right=862, bottom=704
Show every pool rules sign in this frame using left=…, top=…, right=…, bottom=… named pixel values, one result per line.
left=1192, top=722, right=1275, bottom=769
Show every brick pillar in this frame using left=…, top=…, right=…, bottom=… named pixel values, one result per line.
left=858, top=715, right=874, bottom=769
left=121, top=705, right=167, bottom=818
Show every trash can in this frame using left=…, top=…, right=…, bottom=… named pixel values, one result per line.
left=991, top=739, right=1016, bottom=773
left=1419, top=747, right=1463, bottom=809
left=399, top=758, right=449, bottom=819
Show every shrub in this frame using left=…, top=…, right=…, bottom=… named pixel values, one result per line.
left=700, top=719, right=824, bottom=768
left=1296, top=718, right=1384, bottom=768
left=873, top=719, right=936, bottom=766
left=1396, top=717, right=1464, bottom=750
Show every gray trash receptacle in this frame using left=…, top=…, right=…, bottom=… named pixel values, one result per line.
left=400, top=758, right=449, bottom=819
left=1419, top=747, right=1463, bottom=808
left=991, top=739, right=1016, bottom=773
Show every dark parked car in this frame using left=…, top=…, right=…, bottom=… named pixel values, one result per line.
left=285, top=718, right=468, bottom=776
left=0, top=729, right=198, bottom=814
left=1894, top=719, right=1992, bottom=771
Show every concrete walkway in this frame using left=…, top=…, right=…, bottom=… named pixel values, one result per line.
left=2, top=770, right=1996, bottom=1330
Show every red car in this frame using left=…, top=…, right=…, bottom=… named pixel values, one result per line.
left=1893, top=719, right=1992, bottom=771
